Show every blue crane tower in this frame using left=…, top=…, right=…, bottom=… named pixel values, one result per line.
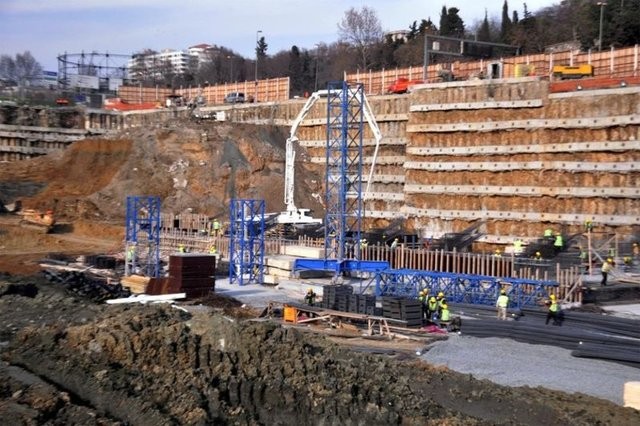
left=228, top=199, right=265, bottom=285
left=124, top=196, right=161, bottom=277
left=294, top=81, right=388, bottom=276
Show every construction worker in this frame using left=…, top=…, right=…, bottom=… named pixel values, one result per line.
left=623, top=256, right=632, bottom=271
left=438, top=302, right=450, bottom=328
left=534, top=251, right=542, bottom=261
left=633, top=242, right=639, bottom=258
left=496, top=289, right=509, bottom=320
left=360, top=238, right=368, bottom=249
left=494, top=248, right=502, bottom=257
left=545, top=294, right=560, bottom=326
left=212, top=219, right=221, bottom=236
left=390, top=237, right=399, bottom=249
left=601, top=258, right=613, bottom=286
left=436, top=291, right=446, bottom=317
left=543, top=228, right=554, bottom=239
left=178, top=243, right=186, bottom=253
left=553, top=233, right=564, bottom=253
left=418, top=289, right=429, bottom=321
left=584, top=219, right=593, bottom=232
left=513, top=239, right=524, bottom=256
left=304, top=288, right=316, bottom=306
left=208, top=245, right=217, bottom=255
left=427, top=296, right=439, bottom=322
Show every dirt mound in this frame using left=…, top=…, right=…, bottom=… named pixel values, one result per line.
left=0, top=120, right=323, bottom=223
left=4, top=304, right=639, bottom=425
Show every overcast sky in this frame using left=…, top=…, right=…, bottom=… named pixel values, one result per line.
left=1, top=0, right=559, bottom=71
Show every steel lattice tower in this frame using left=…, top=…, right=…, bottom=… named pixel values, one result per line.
left=229, top=199, right=265, bottom=285
left=124, top=196, right=161, bottom=277
left=324, top=81, right=364, bottom=271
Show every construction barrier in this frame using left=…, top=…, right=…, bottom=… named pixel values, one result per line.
left=347, top=45, right=640, bottom=95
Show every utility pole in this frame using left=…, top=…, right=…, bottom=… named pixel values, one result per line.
left=255, top=30, right=262, bottom=103
left=597, top=2, right=607, bottom=52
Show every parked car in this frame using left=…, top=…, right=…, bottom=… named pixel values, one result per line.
left=224, top=92, right=245, bottom=104
left=387, top=78, right=424, bottom=94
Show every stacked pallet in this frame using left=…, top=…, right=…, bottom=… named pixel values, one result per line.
left=322, top=285, right=353, bottom=310
left=348, top=294, right=377, bottom=315
left=168, top=254, right=216, bottom=298
left=382, top=297, right=422, bottom=327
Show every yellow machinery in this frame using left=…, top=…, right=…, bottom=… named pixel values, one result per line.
left=552, top=64, right=594, bottom=79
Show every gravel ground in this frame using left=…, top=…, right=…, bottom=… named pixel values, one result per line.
left=421, top=335, right=640, bottom=405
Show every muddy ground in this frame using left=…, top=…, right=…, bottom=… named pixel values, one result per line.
left=0, top=276, right=639, bottom=425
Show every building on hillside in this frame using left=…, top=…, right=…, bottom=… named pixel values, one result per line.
left=385, top=30, right=410, bottom=43
left=188, top=44, right=216, bottom=64
left=128, top=49, right=195, bottom=81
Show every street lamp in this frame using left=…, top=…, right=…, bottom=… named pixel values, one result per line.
left=255, top=30, right=262, bottom=103
left=597, top=2, right=607, bottom=52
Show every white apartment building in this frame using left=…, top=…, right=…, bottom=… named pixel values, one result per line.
left=128, top=44, right=217, bottom=80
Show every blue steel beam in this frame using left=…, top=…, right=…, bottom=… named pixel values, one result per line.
left=374, top=269, right=558, bottom=308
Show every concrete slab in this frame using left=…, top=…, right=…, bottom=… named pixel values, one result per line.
left=265, top=255, right=295, bottom=270
left=281, top=245, right=323, bottom=258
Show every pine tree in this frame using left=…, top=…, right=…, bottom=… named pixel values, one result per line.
left=500, top=0, right=512, bottom=42
left=478, top=10, right=491, bottom=41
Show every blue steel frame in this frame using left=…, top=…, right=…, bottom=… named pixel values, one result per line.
left=374, top=269, right=558, bottom=309
left=124, top=196, right=161, bottom=277
left=229, top=199, right=265, bottom=286
left=324, top=81, right=364, bottom=273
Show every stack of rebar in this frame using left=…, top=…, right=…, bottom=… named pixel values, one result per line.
left=450, top=303, right=640, bottom=367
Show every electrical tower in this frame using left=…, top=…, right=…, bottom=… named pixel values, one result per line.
left=324, top=81, right=364, bottom=272
left=229, top=199, right=265, bottom=285
left=124, top=196, right=161, bottom=277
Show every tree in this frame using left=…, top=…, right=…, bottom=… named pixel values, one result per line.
left=418, top=18, right=438, bottom=36
left=500, top=0, right=512, bottom=43
left=477, top=10, right=492, bottom=41
left=256, top=36, right=268, bottom=58
left=408, top=21, right=419, bottom=40
left=439, top=7, right=465, bottom=38
left=337, top=6, right=383, bottom=70
left=0, top=51, right=42, bottom=87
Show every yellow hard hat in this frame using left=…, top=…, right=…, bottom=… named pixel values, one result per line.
left=500, top=289, right=506, bottom=295
left=607, top=258, right=613, bottom=263
left=441, top=303, right=448, bottom=308
left=307, top=288, right=313, bottom=293
left=549, top=294, right=556, bottom=300
left=437, top=292, right=444, bottom=298
left=536, top=251, right=541, bottom=255
left=429, top=296, right=436, bottom=302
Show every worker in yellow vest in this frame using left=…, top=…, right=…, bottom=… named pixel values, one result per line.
left=545, top=294, right=560, bottom=325
left=496, top=289, right=509, bottom=320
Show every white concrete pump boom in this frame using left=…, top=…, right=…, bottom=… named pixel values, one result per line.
left=277, top=89, right=383, bottom=224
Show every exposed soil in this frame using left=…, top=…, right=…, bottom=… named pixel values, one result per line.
left=0, top=278, right=639, bottom=425
left=1, top=119, right=639, bottom=424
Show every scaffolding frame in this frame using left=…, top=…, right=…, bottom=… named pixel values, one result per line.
left=324, top=81, right=365, bottom=271
left=229, top=199, right=265, bottom=285
left=124, top=196, right=161, bottom=277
